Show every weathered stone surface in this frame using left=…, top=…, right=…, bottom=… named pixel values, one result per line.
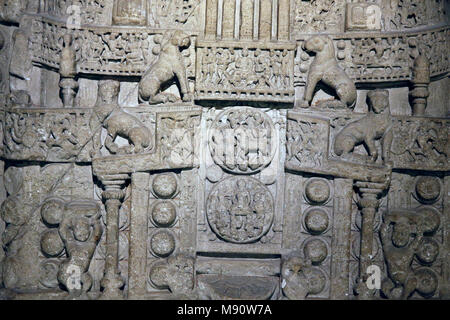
left=0, top=0, right=448, bottom=300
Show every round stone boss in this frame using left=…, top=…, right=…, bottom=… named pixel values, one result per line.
left=208, top=107, right=277, bottom=174
left=206, top=176, right=275, bottom=244
left=303, top=238, right=329, bottom=265
left=148, top=260, right=169, bottom=289
left=150, top=200, right=177, bottom=227
left=415, top=268, right=438, bottom=297
left=416, top=237, right=440, bottom=265
left=304, top=178, right=331, bottom=205
left=40, top=230, right=65, bottom=257
left=41, top=197, right=65, bottom=226
left=151, top=173, right=178, bottom=199
left=303, top=208, right=330, bottom=235
left=415, top=176, right=441, bottom=203
left=417, top=206, right=441, bottom=234
left=150, top=229, right=176, bottom=257
left=39, top=260, right=60, bottom=289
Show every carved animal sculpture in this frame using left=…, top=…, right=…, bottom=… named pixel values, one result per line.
left=334, top=90, right=393, bottom=163
left=301, top=35, right=357, bottom=108
left=91, top=80, right=153, bottom=155
left=102, top=107, right=153, bottom=154
left=139, top=31, right=193, bottom=104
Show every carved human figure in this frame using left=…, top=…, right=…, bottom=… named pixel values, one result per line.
left=57, top=202, right=103, bottom=299
left=139, top=31, right=193, bottom=104
left=299, top=35, right=356, bottom=108
left=90, top=80, right=153, bottom=156
left=216, top=48, right=232, bottom=85
left=59, top=33, right=79, bottom=108
left=8, top=113, right=46, bottom=158
left=379, top=210, right=438, bottom=299
left=233, top=48, right=256, bottom=87
left=230, top=180, right=252, bottom=240
left=46, top=115, right=79, bottom=160
left=254, top=49, right=271, bottom=88
left=60, top=34, right=77, bottom=78
left=281, top=49, right=291, bottom=87
left=334, top=90, right=393, bottom=164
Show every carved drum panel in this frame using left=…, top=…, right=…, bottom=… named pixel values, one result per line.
left=0, top=0, right=448, bottom=301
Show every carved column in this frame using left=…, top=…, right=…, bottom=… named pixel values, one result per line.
left=259, top=0, right=272, bottom=40
left=330, top=179, right=353, bottom=299
left=222, top=0, right=236, bottom=40
left=99, top=174, right=129, bottom=300
left=277, top=0, right=289, bottom=40
left=410, top=53, right=430, bottom=116
left=205, top=0, right=219, bottom=39
left=128, top=172, right=150, bottom=299
left=59, top=34, right=78, bottom=108
left=240, top=0, right=254, bottom=40
left=354, top=181, right=386, bottom=299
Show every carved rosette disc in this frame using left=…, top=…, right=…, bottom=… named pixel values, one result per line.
left=208, top=108, right=277, bottom=174
left=206, top=176, right=274, bottom=244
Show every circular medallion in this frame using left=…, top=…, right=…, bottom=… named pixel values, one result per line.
left=151, top=200, right=177, bottom=227
left=303, top=238, right=328, bottom=265
left=415, top=269, right=438, bottom=297
left=206, top=176, right=274, bottom=244
left=148, top=261, right=169, bottom=289
left=152, top=173, right=178, bottom=199
left=41, top=198, right=65, bottom=226
left=40, top=230, right=65, bottom=257
left=208, top=108, right=277, bottom=174
left=417, top=206, right=441, bottom=234
left=416, top=237, right=440, bottom=265
left=304, top=208, right=329, bottom=235
left=415, top=177, right=441, bottom=203
left=304, top=178, right=330, bottom=204
left=39, top=260, right=60, bottom=288
left=150, top=230, right=176, bottom=257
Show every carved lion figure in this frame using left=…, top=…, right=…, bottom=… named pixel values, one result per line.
left=138, top=30, right=193, bottom=104
left=300, top=35, right=357, bottom=108
left=91, top=80, right=153, bottom=155
left=333, top=90, right=393, bottom=164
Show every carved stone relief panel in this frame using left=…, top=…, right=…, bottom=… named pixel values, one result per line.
left=0, top=0, right=448, bottom=301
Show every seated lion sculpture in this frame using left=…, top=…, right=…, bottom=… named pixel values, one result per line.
left=139, top=31, right=193, bottom=105
left=299, top=35, right=357, bottom=109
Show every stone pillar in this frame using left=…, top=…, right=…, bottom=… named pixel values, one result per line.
left=205, top=0, right=219, bottom=40
left=330, top=179, right=353, bottom=299
left=128, top=172, right=150, bottom=299
left=59, top=34, right=78, bottom=108
left=99, top=174, right=129, bottom=300
left=222, top=0, right=236, bottom=40
left=240, top=0, right=254, bottom=40
left=354, top=181, right=386, bottom=299
left=410, top=53, right=430, bottom=116
left=277, top=0, right=289, bottom=40
left=259, top=0, right=272, bottom=41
